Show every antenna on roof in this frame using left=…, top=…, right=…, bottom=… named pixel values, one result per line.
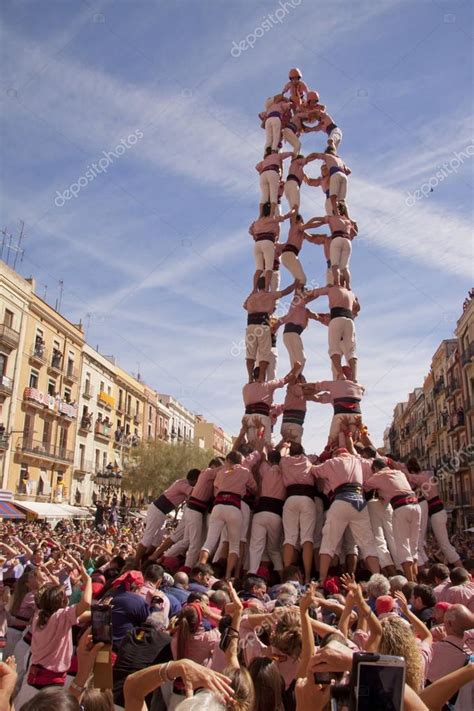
left=55, top=280, right=64, bottom=313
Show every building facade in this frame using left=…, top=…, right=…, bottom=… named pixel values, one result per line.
left=387, top=294, right=474, bottom=530
left=195, top=416, right=233, bottom=457
left=1, top=264, right=84, bottom=502
left=157, top=394, right=195, bottom=444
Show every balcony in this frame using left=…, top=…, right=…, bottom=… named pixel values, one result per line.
left=433, top=377, right=445, bottom=397
left=63, top=365, right=78, bottom=384
left=47, top=351, right=63, bottom=377
left=0, top=323, right=20, bottom=350
left=17, top=438, right=74, bottom=463
left=448, top=411, right=465, bottom=432
left=97, top=391, right=115, bottom=410
left=116, top=401, right=124, bottom=415
left=78, top=415, right=93, bottom=435
left=23, top=386, right=56, bottom=412
left=74, top=460, right=93, bottom=478
left=94, top=421, right=112, bottom=442
left=0, top=374, right=13, bottom=397
left=29, top=344, right=48, bottom=367
left=0, top=433, right=9, bottom=452
left=83, top=384, right=94, bottom=400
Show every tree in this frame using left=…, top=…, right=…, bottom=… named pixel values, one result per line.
left=122, top=439, right=214, bottom=499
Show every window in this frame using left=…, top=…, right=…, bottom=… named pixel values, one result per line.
left=117, top=419, right=121, bottom=429
left=148, top=424, right=152, bottom=438
left=126, top=395, right=131, bottom=415
left=0, top=352, right=6, bottom=376
left=100, top=381, right=105, bottom=393
left=29, top=370, right=39, bottom=388
left=23, top=413, right=33, bottom=442
left=102, top=451, right=107, bottom=470
left=149, top=405, right=152, bottom=420
left=48, top=379, right=56, bottom=396
left=42, top=419, right=51, bottom=447
left=107, top=386, right=111, bottom=396
left=79, top=444, right=85, bottom=469
left=95, top=449, right=100, bottom=471
left=67, top=354, right=74, bottom=376
left=64, top=387, right=71, bottom=403
left=4, top=309, right=14, bottom=328
left=84, top=373, right=91, bottom=395
left=118, top=390, right=123, bottom=410
left=19, top=464, right=29, bottom=494
left=59, top=426, right=68, bottom=452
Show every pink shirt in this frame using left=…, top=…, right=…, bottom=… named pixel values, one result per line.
left=312, top=454, right=365, bottom=494
left=287, top=156, right=306, bottom=182
left=9, top=591, right=36, bottom=625
left=433, top=581, right=451, bottom=602
left=244, top=290, right=278, bottom=314
left=285, top=223, right=305, bottom=251
left=283, top=382, right=307, bottom=413
left=310, top=379, right=365, bottom=402
left=428, top=634, right=472, bottom=682
left=191, top=467, right=218, bottom=502
left=164, top=479, right=193, bottom=507
left=279, top=295, right=310, bottom=329
left=249, top=215, right=280, bottom=241
left=239, top=616, right=298, bottom=689
left=364, top=467, right=414, bottom=502
left=256, top=151, right=292, bottom=174
left=135, top=585, right=170, bottom=622
left=444, top=584, right=474, bottom=611
left=30, top=604, right=79, bottom=672
left=259, top=461, right=286, bottom=500
left=308, top=285, right=357, bottom=311
left=407, top=471, right=439, bottom=499
left=324, top=215, right=355, bottom=238
left=213, top=464, right=257, bottom=497
left=171, top=626, right=220, bottom=667
left=243, top=379, right=286, bottom=407
left=280, top=454, right=318, bottom=487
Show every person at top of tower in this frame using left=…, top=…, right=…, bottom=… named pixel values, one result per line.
left=262, top=93, right=293, bottom=153
left=282, top=67, right=310, bottom=105
left=305, top=104, right=343, bottom=150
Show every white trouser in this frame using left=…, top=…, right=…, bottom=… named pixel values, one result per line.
left=141, top=503, right=167, bottom=547
left=335, top=528, right=357, bottom=558
left=221, top=501, right=251, bottom=543
left=320, top=500, right=378, bottom=559
left=328, top=127, right=342, bottom=149
left=246, top=324, right=272, bottom=362
left=166, top=512, right=188, bottom=557
left=259, top=169, right=280, bottom=204
left=325, top=197, right=333, bottom=215
left=313, top=497, right=326, bottom=549
left=328, top=317, right=356, bottom=360
left=265, top=116, right=281, bottom=151
left=329, top=172, right=347, bottom=202
left=248, top=511, right=283, bottom=573
left=243, top=413, right=271, bottom=447
left=282, top=127, right=301, bottom=155
left=393, top=503, right=421, bottom=565
left=254, top=239, right=275, bottom=273
left=284, top=179, right=300, bottom=210
left=12, top=635, right=30, bottom=695
left=169, top=512, right=186, bottom=543
left=270, top=269, right=280, bottom=293
left=281, top=250, right=306, bottom=283
left=202, top=503, right=243, bottom=556
left=281, top=422, right=303, bottom=443
left=283, top=495, right=316, bottom=545
left=430, top=509, right=459, bottom=564
left=417, top=499, right=429, bottom=565
left=183, top=509, right=206, bottom=569
left=367, top=499, right=395, bottom=568
left=283, top=331, right=306, bottom=372
left=266, top=346, right=278, bottom=381
left=329, top=237, right=351, bottom=269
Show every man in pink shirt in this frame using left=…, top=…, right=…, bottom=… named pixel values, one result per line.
left=283, top=153, right=319, bottom=211
left=248, top=449, right=286, bottom=575
left=406, top=458, right=462, bottom=568
left=242, top=360, right=301, bottom=447
left=249, top=202, right=295, bottom=292
left=427, top=604, right=474, bottom=683
left=256, top=150, right=293, bottom=217
left=364, top=459, right=421, bottom=581
left=306, top=146, right=351, bottom=216
left=303, top=373, right=365, bottom=447
left=304, top=163, right=331, bottom=215
left=280, top=442, right=321, bottom=583
left=199, top=450, right=259, bottom=579
left=279, top=213, right=322, bottom=286
left=305, top=284, right=360, bottom=380
left=278, top=375, right=310, bottom=445
left=304, top=204, right=358, bottom=288
left=306, top=106, right=343, bottom=150
left=443, top=568, right=474, bottom=611
left=262, top=94, right=292, bottom=153
left=244, top=276, right=296, bottom=382
left=136, top=468, right=200, bottom=565
left=273, top=287, right=320, bottom=376
left=311, top=449, right=380, bottom=583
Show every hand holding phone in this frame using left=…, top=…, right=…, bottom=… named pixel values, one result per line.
left=91, top=605, right=113, bottom=645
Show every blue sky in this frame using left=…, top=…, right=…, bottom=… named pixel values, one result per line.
left=1, top=0, right=472, bottom=452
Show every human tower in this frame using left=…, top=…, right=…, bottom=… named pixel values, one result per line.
left=137, top=68, right=461, bottom=585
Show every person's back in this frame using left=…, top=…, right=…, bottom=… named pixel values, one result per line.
left=110, top=590, right=149, bottom=648
left=427, top=604, right=473, bottom=682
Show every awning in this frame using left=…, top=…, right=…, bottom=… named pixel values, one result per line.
left=0, top=501, right=26, bottom=519
left=13, top=501, right=92, bottom=520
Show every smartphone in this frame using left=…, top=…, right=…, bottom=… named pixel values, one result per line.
left=352, top=653, right=405, bottom=711
left=91, top=604, right=113, bottom=645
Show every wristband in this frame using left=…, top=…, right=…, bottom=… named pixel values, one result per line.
left=70, top=679, right=87, bottom=694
